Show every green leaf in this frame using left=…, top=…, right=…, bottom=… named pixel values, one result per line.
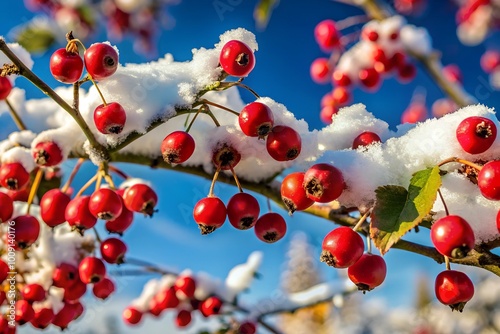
left=15, top=27, right=55, bottom=54
left=370, top=166, right=442, bottom=254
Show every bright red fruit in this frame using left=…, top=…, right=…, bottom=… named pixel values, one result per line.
left=105, top=204, right=134, bottom=235
left=0, top=193, right=13, bottom=223
left=332, top=86, right=351, bottom=105
left=78, top=256, right=106, bottom=284
left=266, top=125, right=301, bottom=161
left=281, top=172, right=314, bottom=214
left=477, top=161, right=500, bottom=200
left=49, top=48, right=83, bottom=84
left=254, top=212, right=287, bottom=243
left=100, top=237, right=127, bottom=264
left=200, top=296, right=223, bottom=317
left=174, top=275, right=197, bottom=299
left=52, top=263, right=79, bottom=289
left=238, top=102, right=274, bottom=137
left=352, top=131, right=381, bottom=149
left=193, top=196, right=227, bottom=235
left=31, top=308, right=55, bottom=329
left=347, top=253, right=387, bottom=292
left=320, top=227, right=364, bottom=268
left=123, top=306, right=142, bottom=326
left=397, top=63, right=417, bottom=83
left=0, top=77, right=12, bottom=100
left=401, top=101, right=427, bottom=123
left=94, top=102, right=127, bottom=134
left=65, top=196, right=98, bottom=231
left=22, top=283, right=46, bottom=303
left=435, top=270, right=474, bottom=312
left=497, top=210, right=500, bottom=233
left=33, top=141, right=64, bottom=167
left=15, top=299, right=35, bottom=324
left=310, top=58, right=331, bottom=84
left=332, top=70, right=352, bottom=87
left=430, top=215, right=475, bottom=258
left=161, top=131, right=195, bottom=164
left=480, top=50, right=500, bottom=73
left=175, top=309, right=192, bottom=327
left=84, top=43, right=119, bottom=80
left=219, top=40, right=255, bottom=77
left=212, top=144, right=241, bottom=170
left=0, top=260, right=8, bottom=283
left=93, top=277, right=116, bottom=300
left=40, top=189, right=71, bottom=227
left=89, top=188, right=123, bottom=220
left=239, top=321, right=257, bottom=334
left=154, top=286, right=179, bottom=310
left=12, top=215, right=40, bottom=249
left=320, top=105, right=338, bottom=124
left=443, top=64, right=462, bottom=83
left=314, top=20, right=340, bottom=50
left=227, top=192, right=260, bottom=230
left=359, top=67, right=380, bottom=89
left=303, top=163, right=345, bottom=203
left=123, top=183, right=158, bottom=217
left=63, top=277, right=87, bottom=302
left=0, top=162, right=30, bottom=190
left=52, top=302, right=77, bottom=330
left=456, top=116, right=497, bottom=154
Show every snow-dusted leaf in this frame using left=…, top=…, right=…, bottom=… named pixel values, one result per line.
left=370, top=166, right=442, bottom=254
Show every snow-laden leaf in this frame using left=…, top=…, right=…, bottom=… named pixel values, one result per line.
left=370, top=166, right=442, bottom=254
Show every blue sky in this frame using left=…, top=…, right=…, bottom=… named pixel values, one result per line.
left=1, top=0, right=500, bottom=332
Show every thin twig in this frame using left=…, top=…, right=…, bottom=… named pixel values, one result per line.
left=5, top=98, right=26, bottom=130
left=26, top=168, right=43, bottom=214
left=61, top=158, right=85, bottom=193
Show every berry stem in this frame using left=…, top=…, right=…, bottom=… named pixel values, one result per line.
left=229, top=166, right=244, bottom=193
left=234, top=80, right=260, bottom=98
left=61, top=158, right=85, bottom=194
left=108, top=165, right=129, bottom=179
left=208, top=166, right=221, bottom=197
left=87, top=75, right=108, bottom=106
left=200, top=99, right=239, bottom=116
left=445, top=255, right=451, bottom=270
left=437, top=157, right=483, bottom=171
left=437, top=189, right=450, bottom=216
left=367, top=234, right=372, bottom=254
left=206, top=108, right=221, bottom=127
left=185, top=107, right=203, bottom=133
left=352, top=209, right=372, bottom=232
left=73, top=81, right=80, bottom=111
left=75, top=174, right=98, bottom=197
left=92, top=227, right=102, bottom=243
left=26, top=168, right=43, bottom=214
left=336, top=14, right=369, bottom=30
left=5, top=98, right=27, bottom=131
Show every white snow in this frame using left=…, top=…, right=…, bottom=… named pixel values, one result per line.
left=1, top=146, right=36, bottom=172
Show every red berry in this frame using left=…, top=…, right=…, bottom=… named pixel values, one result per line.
left=397, top=63, right=417, bottom=83
left=359, top=67, right=380, bottom=89
left=52, top=302, right=77, bottom=330
left=430, top=215, right=475, bottom=258
left=239, top=102, right=275, bottom=138
left=123, top=183, right=158, bottom=217
left=281, top=172, right=314, bottom=214
left=154, top=286, right=179, bottom=310
left=52, top=263, right=79, bottom=289
left=6, top=187, right=30, bottom=202
left=40, top=189, right=71, bottom=227
left=443, top=64, right=462, bottom=84
left=314, top=20, right=340, bottom=50
left=161, top=131, right=195, bottom=164
left=320, top=226, right=364, bottom=268
left=70, top=301, right=84, bottom=321
left=362, top=28, right=379, bottom=42
left=219, top=40, right=255, bottom=77
left=93, top=277, right=116, bottom=300
left=100, top=237, right=127, bottom=264
left=31, top=308, right=54, bottom=329
left=239, top=321, right=257, bottom=334
left=478, top=161, right=500, bottom=200
left=49, top=48, right=83, bottom=84
left=254, top=212, right=287, bottom=243
left=174, top=275, right=197, bottom=299
left=15, top=299, right=35, bottom=325
left=123, top=306, right=142, bottom=326
left=63, top=277, right=87, bottom=302
left=332, top=70, right=352, bottom=87
left=303, top=163, right=345, bottom=203
left=266, top=125, right=301, bottom=161
left=332, top=86, right=351, bottom=105
left=12, top=215, right=40, bottom=249
left=0, top=162, right=30, bottom=190
left=227, top=192, right=260, bottom=230
left=105, top=204, right=134, bottom=235
left=0, top=260, right=8, bottom=283
left=89, top=188, right=123, bottom=220
left=65, top=196, right=98, bottom=231
left=401, top=101, right=427, bottom=124
left=33, top=141, right=64, bottom=167
left=456, top=116, right=497, bottom=154
left=200, top=296, right=223, bottom=317
left=175, top=309, right=192, bottom=327
left=480, top=50, right=500, bottom=73
left=193, top=196, right=227, bottom=235
left=310, top=58, right=331, bottom=84
left=0, top=77, right=12, bottom=100
left=212, top=144, right=241, bottom=170
left=22, top=283, right=46, bottom=303
left=352, top=131, right=381, bottom=149
left=347, top=253, right=387, bottom=292
left=84, top=43, right=119, bottom=80
left=497, top=210, right=500, bottom=233
left=320, top=105, right=338, bottom=124
left=79, top=256, right=106, bottom=284
left=94, top=102, right=126, bottom=134
left=0, top=193, right=13, bottom=223
left=435, top=270, right=474, bottom=312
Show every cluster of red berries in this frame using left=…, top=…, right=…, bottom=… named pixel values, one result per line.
left=455, top=0, right=500, bottom=46
left=123, top=274, right=257, bottom=333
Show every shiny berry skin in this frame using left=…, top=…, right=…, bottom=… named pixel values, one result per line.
left=219, top=40, right=255, bottom=77
left=100, top=237, right=127, bottom=264
left=0, top=76, right=12, bottom=100
left=200, top=296, right=223, bottom=317
left=359, top=67, right=380, bottom=90
left=0, top=260, right=8, bottom=283
left=15, top=299, right=35, bottom=325
left=65, top=196, right=98, bottom=231
left=320, top=105, right=338, bottom=124
left=49, top=48, right=84, bottom=84
left=123, top=307, right=142, bottom=326
left=456, top=116, right=497, bottom=154
left=155, top=286, right=180, bottom=310
left=32, top=141, right=64, bottom=166
left=239, top=321, right=257, bottom=334
left=89, top=188, right=123, bottom=220
left=0, top=192, right=13, bottom=223
left=63, top=277, right=87, bottom=302
left=193, top=196, right=227, bottom=235
left=266, top=125, right=301, bottom=161
left=52, top=302, right=77, bottom=330
left=332, top=86, right=351, bottom=105
left=314, top=20, right=340, bottom=50
left=6, top=187, right=30, bottom=202
left=12, top=215, right=40, bottom=249
left=477, top=161, right=500, bottom=200
left=31, top=308, right=55, bottom=329
left=254, top=212, right=287, bottom=243
left=332, top=70, right=352, bottom=87
left=0, top=162, right=30, bottom=190
left=347, top=253, right=387, bottom=292
left=239, top=102, right=275, bottom=138
left=435, top=270, right=474, bottom=312
left=79, top=256, right=106, bottom=284
left=362, top=28, right=379, bottom=42
left=175, top=309, right=192, bottom=327
left=84, top=43, right=119, bottom=80
left=212, top=144, right=241, bottom=170
left=310, top=58, right=331, bottom=84
left=352, top=131, right=381, bottom=149
left=93, top=277, right=116, bottom=300
left=22, top=283, right=46, bottom=303
left=320, top=227, right=364, bottom=268
left=123, top=183, right=158, bottom=217
left=52, top=263, right=79, bottom=289
left=105, top=204, right=134, bottom=235
left=430, top=215, right=475, bottom=258
left=480, top=50, right=500, bottom=73
left=94, top=102, right=127, bottom=134
left=161, top=131, right=195, bottom=164
left=401, top=101, right=427, bottom=124
left=174, top=275, right=197, bottom=299
left=281, top=172, right=314, bottom=214
left=40, top=189, right=71, bottom=227
left=304, top=163, right=345, bottom=203
left=227, top=192, right=260, bottom=230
